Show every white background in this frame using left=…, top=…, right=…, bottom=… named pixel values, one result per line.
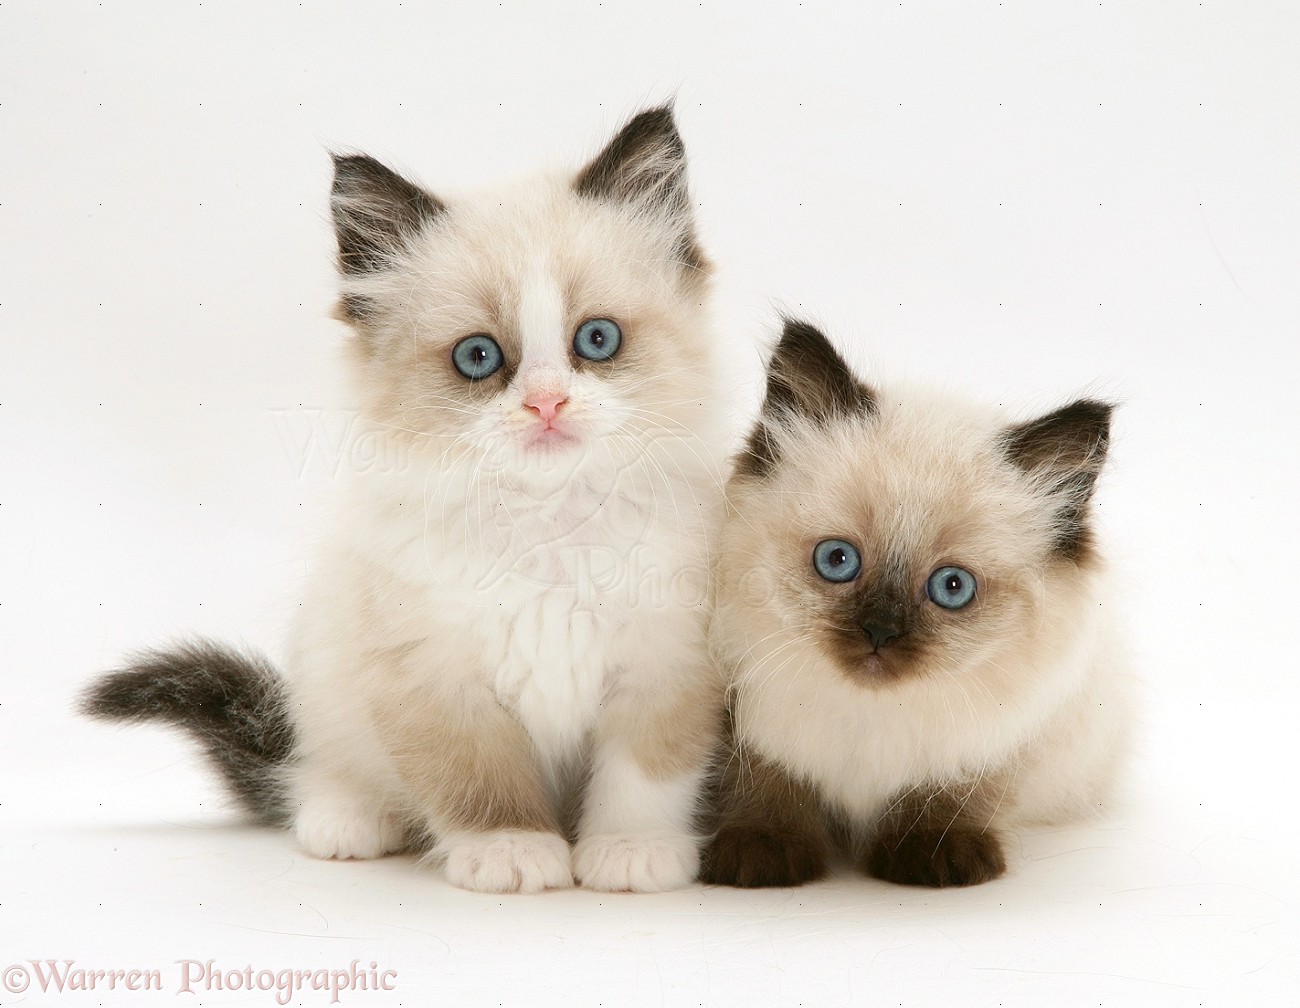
left=3, top=2, right=1297, bottom=1005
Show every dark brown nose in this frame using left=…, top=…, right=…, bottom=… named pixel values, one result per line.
left=861, top=622, right=900, bottom=651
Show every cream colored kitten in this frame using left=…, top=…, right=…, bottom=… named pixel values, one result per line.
left=703, top=320, right=1130, bottom=888
left=82, top=107, right=726, bottom=894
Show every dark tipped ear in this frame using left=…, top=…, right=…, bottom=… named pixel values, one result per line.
left=330, top=154, right=445, bottom=316
left=736, top=320, right=877, bottom=479
left=574, top=105, right=705, bottom=273
left=575, top=105, right=686, bottom=206
left=1003, top=399, right=1114, bottom=559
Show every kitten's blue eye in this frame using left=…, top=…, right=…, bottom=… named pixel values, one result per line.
left=573, top=318, right=622, bottom=362
left=452, top=334, right=504, bottom=380
left=812, top=539, right=862, bottom=583
left=926, top=566, right=977, bottom=609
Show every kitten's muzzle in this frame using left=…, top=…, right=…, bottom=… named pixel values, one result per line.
left=860, top=621, right=901, bottom=651
left=525, top=395, right=568, bottom=424
left=858, top=600, right=906, bottom=651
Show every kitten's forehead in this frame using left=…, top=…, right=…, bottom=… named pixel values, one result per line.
left=445, top=176, right=677, bottom=272
left=395, top=175, right=690, bottom=336
left=517, top=270, right=567, bottom=369
left=749, top=391, right=1045, bottom=565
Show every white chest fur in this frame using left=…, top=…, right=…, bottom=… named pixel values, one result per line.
left=340, top=458, right=703, bottom=778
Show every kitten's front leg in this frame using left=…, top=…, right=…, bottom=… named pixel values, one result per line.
left=573, top=637, right=723, bottom=892
left=864, top=776, right=1009, bottom=888
left=292, top=763, right=409, bottom=861
left=700, top=713, right=830, bottom=888
left=374, top=681, right=572, bottom=894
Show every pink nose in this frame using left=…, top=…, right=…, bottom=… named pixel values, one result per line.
left=525, top=396, right=567, bottom=423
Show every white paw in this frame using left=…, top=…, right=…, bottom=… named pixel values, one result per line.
left=437, top=830, right=573, bottom=894
left=573, top=832, right=700, bottom=893
left=293, top=794, right=405, bottom=860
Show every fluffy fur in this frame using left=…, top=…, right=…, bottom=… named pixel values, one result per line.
left=81, top=106, right=727, bottom=894
left=80, top=642, right=293, bottom=825
left=702, top=320, right=1131, bottom=888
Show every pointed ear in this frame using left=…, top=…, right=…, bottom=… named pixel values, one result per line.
left=736, top=320, right=877, bottom=479
left=1003, top=399, right=1114, bottom=559
left=330, top=154, right=445, bottom=318
left=573, top=105, right=706, bottom=273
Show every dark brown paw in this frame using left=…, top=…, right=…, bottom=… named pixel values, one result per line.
left=865, top=827, right=1006, bottom=888
left=701, top=826, right=828, bottom=888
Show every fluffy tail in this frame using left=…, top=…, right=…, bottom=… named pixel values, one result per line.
left=78, top=640, right=295, bottom=826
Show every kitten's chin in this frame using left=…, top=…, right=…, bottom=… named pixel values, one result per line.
left=523, top=428, right=581, bottom=453
left=822, top=633, right=924, bottom=687
left=846, top=653, right=902, bottom=687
